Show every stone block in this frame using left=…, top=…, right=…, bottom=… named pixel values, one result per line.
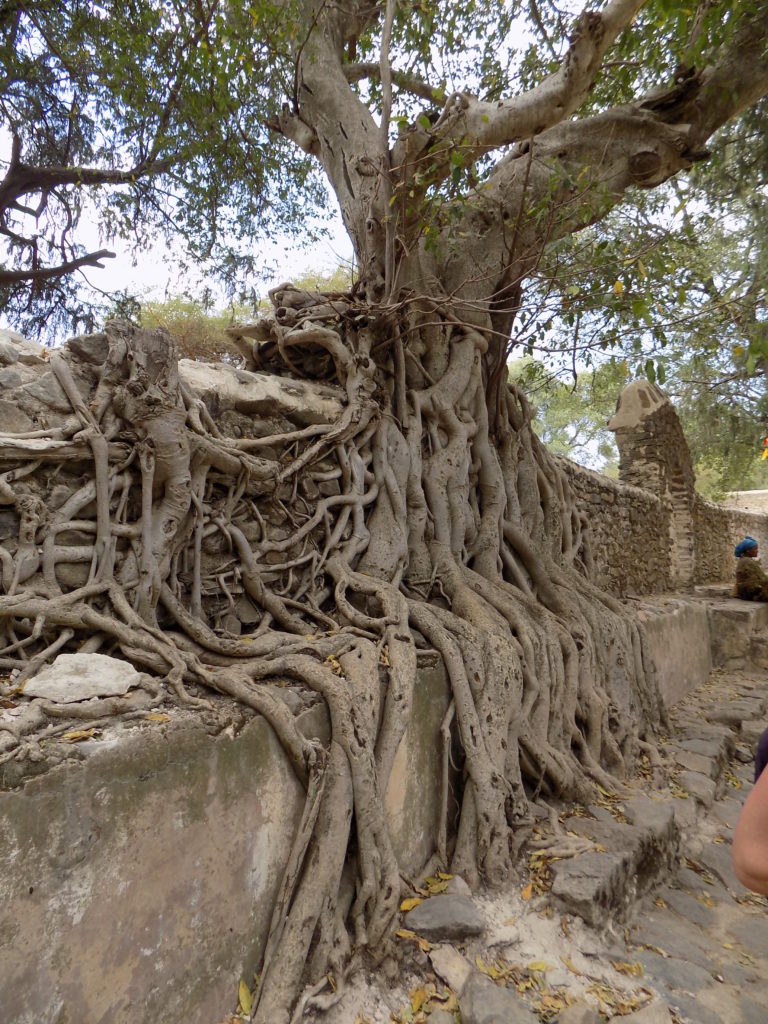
left=0, top=712, right=305, bottom=1024
left=676, top=771, right=716, bottom=807
left=404, top=894, right=485, bottom=941
left=179, top=359, right=345, bottom=426
left=459, top=973, right=539, bottom=1024
left=637, top=599, right=712, bottom=707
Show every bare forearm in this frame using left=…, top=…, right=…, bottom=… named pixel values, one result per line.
left=733, top=766, right=768, bottom=893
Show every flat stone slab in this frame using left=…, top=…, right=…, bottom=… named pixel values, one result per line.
left=179, top=359, right=345, bottom=426
left=705, top=697, right=767, bottom=726
left=459, top=973, right=539, bottom=1024
left=22, top=653, right=142, bottom=703
left=637, top=949, right=715, bottom=994
left=429, top=945, right=472, bottom=995
left=404, top=894, right=485, bottom=941
left=726, top=915, right=768, bottom=950
left=674, top=750, right=719, bottom=779
left=627, top=909, right=718, bottom=970
left=660, top=887, right=717, bottom=929
left=676, top=770, right=716, bottom=807
left=696, top=841, right=749, bottom=895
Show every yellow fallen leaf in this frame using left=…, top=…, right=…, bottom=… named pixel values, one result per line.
left=411, top=988, right=428, bottom=1012
left=527, top=961, right=553, bottom=972
left=400, top=897, right=423, bottom=912
left=561, top=956, right=581, bottom=975
left=437, top=871, right=453, bottom=880
left=238, top=978, right=252, bottom=1015
left=539, top=994, right=566, bottom=1011
left=521, top=882, right=534, bottom=901
left=62, top=729, right=98, bottom=743
left=146, top=712, right=170, bottom=722
left=397, top=929, right=417, bottom=940
left=611, top=960, right=644, bottom=977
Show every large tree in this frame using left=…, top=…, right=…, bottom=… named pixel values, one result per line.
left=2, top=3, right=768, bottom=1022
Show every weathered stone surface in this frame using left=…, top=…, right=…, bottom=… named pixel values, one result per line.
left=677, top=736, right=731, bottom=762
left=660, top=887, right=716, bottom=929
left=0, top=398, right=35, bottom=432
left=384, top=657, right=453, bottom=874
left=637, top=950, right=714, bottom=993
left=676, top=770, right=716, bottom=807
left=639, top=599, right=712, bottom=706
left=23, top=652, right=142, bottom=702
left=65, top=331, right=109, bottom=365
left=624, top=795, right=677, bottom=836
left=742, top=994, right=768, bottom=1024
left=707, top=798, right=742, bottom=831
left=705, top=696, right=767, bottom=725
left=404, top=894, right=485, bottom=941
left=628, top=911, right=717, bottom=971
left=550, top=852, right=633, bottom=926
left=0, top=328, right=44, bottom=363
left=425, top=1012, right=454, bottom=1024
left=674, top=749, right=718, bottom=779
left=429, top=945, right=472, bottom=994
left=0, top=712, right=306, bottom=1024
left=696, top=841, right=749, bottom=894
left=556, top=1002, right=601, bottom=1024
left=179, top=358, right=345, bottom=426
left=726, top=915, right=768, bottom=950
left=622, top=1004, right=674, bottom=1024
left=670, top=795, right=698, bottom=828
left=665, top=991, right=723, bottom=1024
left=459, top=973, right=539, bottom=1024
left=445, top=874, right=471, bottom=897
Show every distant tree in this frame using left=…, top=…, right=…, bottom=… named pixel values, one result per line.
left=511, top=357, right=626, bottom=474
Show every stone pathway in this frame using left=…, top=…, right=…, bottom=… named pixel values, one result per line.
left=315, top=663, right=768, bottom=1024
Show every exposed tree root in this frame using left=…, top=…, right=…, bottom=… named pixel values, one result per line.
left=0, top=307, right=664, bottom=1023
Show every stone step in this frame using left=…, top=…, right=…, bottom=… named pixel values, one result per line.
left=706, top=600, right=768, bottom=668
left=547, top=794, right=679, bottom=927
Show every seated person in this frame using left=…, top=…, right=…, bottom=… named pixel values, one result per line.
left=734, top=536, right=768, bottom=601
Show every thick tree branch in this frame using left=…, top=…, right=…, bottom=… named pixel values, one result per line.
left=343, top=62, right=445, bottom=104
left=0, top=155, right=174, bottom=210
left=436, top=0, right=768, bottom=320
left=0, top=249, right=116, bottom=285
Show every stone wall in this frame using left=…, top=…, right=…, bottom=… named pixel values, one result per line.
left=692, top=495, right=768, bottom=584
left=560, top=379, right=768, bottom=596
left=560, top=458, right=671, bottom=596
left=0, top=662, right=453, bottom=1024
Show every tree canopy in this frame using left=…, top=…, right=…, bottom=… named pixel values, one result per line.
left=0, top=0, right=327, bottom=333
left=3, top=4, right=768, bottom=1024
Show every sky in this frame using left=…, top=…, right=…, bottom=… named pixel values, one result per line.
left=74, top=206, right=355, bottom=313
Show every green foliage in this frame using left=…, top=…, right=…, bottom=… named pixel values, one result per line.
left=139, top=295, right=250, bottom=363
left=509, top=357, right=627, bottom=473
left=134, top=265, right=354, bottom=363
left=0, top=0, right=327, bottom=335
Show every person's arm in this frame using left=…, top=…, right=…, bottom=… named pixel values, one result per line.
left=733, top=765, right=768, bottom=893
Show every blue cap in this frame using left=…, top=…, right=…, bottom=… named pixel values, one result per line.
left=735, top=536, right=759, bottom=557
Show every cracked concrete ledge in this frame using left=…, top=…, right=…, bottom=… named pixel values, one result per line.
left=0, top=659, right=452, bottom=1024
